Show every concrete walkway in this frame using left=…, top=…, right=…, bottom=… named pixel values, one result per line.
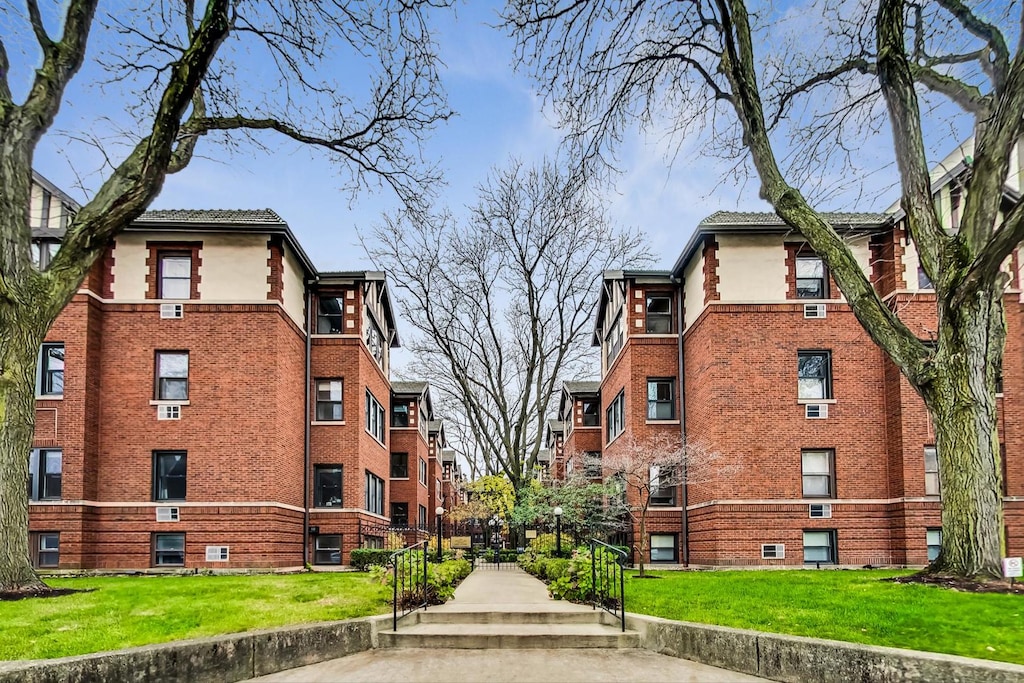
left=251, top=568, right=770, bottom=682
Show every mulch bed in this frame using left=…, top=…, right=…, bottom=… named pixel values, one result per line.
left=886, top=573, right=1024, bottom=595
left=0, top=587, right=85, bottom=602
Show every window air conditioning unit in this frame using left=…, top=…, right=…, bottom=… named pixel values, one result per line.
left=809, top=503, right=832, bottom=519
left=805, top=403, right=829, bottom=419
left=160, top=303, right=184, bottom=319
left=156, top=507, right=180, bottom=522
left=761, top=543, right=785, bottom=560
left=157, top=404, right=181, bottom=420
left=205, top=546, right=230, bottom=562
left=803, top=303, right=827, bottom=319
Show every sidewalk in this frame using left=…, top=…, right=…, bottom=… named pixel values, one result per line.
left=250, top=568, right=770, bottom=682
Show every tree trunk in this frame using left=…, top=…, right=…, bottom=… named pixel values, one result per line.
left=636, top=505, right=648, bottom=578
left=921, top=285, right=1006, bottom=580
left=0, top=299, right=52, bottom=593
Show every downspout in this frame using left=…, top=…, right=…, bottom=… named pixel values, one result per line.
left=302, top=280, right=315, bottom=567
left=673, top=276, right=689, bottom=566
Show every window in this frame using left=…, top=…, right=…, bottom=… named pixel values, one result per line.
left=392, top=402, right=410, bottom=427
left=153, top=533, right=185, bottom=566
left=391, top=502, right=409, bottom=526
left=646, top=295, right=673, bottom=333
left=390, top=452, right=409, bottom=479
left=28, top=449, right=62, bottom=500
left=924, top=446, right=940, bottom=496
left=365, top=471, right=384, bottom=515
left=419, top=457, right=427, bottom=485
left=584, top=451, right=602, bottom=479
left=153, top=451, right=187, bottom=501
left=158, top=252, right=192, bottom=299
left=366, top=390, right=386, bottom=443
left=796, top=255, right=827, bottom=298
left=650, top=534, right=677, bottom=562
left=797, top=351, right=832, bottom=400
left=649, top=465, right=677, bottom=506
left=31, top=533, right=59, bottom=568
left=317, top=296, right=344, bottom=334
left=155, top=351, right=189, bottom=401
left=605, top=314, right=624, bottom=365
left=38, top=188, right=52, bottom=227
left=38, top=343, right=64, bottom=396
left=363, top=536, right=384, bottom=549
left=917, top=264, right=933, bottom=290
left=927, top=528, right=942, bottom=562
left=366, top=317, right=385, bottom=366
left=314, top=535, right=342, bottom=565
left=31, top=240, right=60, bottom=270
left=314, top=465, right=343, bottom=507
left=581, top=399, right=600, bottom=426
left=418, top=505, right=428, bottom=529
left=803, top=530, right=837, bottom=564
left=315, top=379, right=343, bottom=421
left=647, top=379, right=675, bottom=420
left=606, top=391, right=625, bottom=443
left=801, top=450, right=835, bottom=498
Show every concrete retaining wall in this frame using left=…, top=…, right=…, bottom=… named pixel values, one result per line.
left=628, top=613, right=1024, bottom=683
left=0, top=615, right=389, bottom=683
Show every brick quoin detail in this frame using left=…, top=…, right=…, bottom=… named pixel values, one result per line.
left=267, top=237, right=284, bottom=303
left=702, top=238, right=720, bottom=303
left=145, top=241, right=202, bottom=299
left=99, top=246, right=115, bottom=298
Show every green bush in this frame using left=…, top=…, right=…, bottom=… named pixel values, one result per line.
left=372, top=553, right=472, bottom=606
left=548, top=546, right=625, bottom=603
left=543, top=557, right=570, bottom=582
left=350, top=548, right=394, bottom=571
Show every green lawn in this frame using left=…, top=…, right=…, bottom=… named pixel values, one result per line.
left=627, top=570, right=1024, bottom=665
left=0, top=572, right=391, bottom=661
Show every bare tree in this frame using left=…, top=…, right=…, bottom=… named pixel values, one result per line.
left=369, top=158, right=650, bottom=492
left=596, top=435, right=735, bottom=577
left=0, top=0, right=452, bottom=593
left=505, top=0, right=1024, bottom=579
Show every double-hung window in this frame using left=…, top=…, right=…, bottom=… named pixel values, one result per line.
left=647, top=379, right=675, bottom=420
left=646, top=295, right=672, bottom=333
left=606, top=391, right=625, bottom=442
left=390, top=452, right=409, bottom=478
left=581, top=399, right=600, bottom=426
left=32, top=532, right=60, bottom=568
left=315, top=379, right=343, bottom=421
left=924, top=446, right=940, bottom=496
left=31, top=240, right=60, bottom=270
left=584, top=451, right=602, bottom=479
left=153, top=533, right=185, bottom=566
left=796, top=255, right=827, bottom=299
left=365, top=390, right=386, bottom=443
left=418, top=505, right=428, bottom=529
left=158, top=253, right=192, bottom=299
left=153, top=451, right=187, bottom=501
left=314, top=465, right=343, bottom=507
left=649, top=465, right=677, bottom=506
left=365, top=471, right=384, bottom=515
left=38, top=343, right=64, bottom=396
left=927, top=529, right=942, bottom=562
left=392, top=402, right=409, bottom=427
left=390, top=503, right=409, bottom=526
left=366, top=317, right=385, bottom=366
left=605, top=314, right=624, bottom=365
left=797, top=351, right=832, bottom=400
left=650, top=534, right=677, bottom=562
left=803, top=530, right=837, bottom=564
left=156, top=352, right=189, bottom=401
left=419, top=458, right=428, bottom=486
left=801, top=449, right=835, bottom=497
left=317, top=296, right=344, bottom=334
left=28, top=449, right=62, bottom=500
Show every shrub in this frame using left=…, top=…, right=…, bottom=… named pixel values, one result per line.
left=373, top=554, right=472, bottom=606
left=350, top=548, right=394, bottom=571
left=548, top=546, right=625, bottom=603
left=543, top=558, right=570, bottom=582
left=529, top=533, right=558, bottom=556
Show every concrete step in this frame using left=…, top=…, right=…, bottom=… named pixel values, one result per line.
left=378, top=622, right=641, bottom=650
left=410, top=610, right=615, bottom=626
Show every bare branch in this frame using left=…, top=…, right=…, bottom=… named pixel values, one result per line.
left=25, top=0, right=54, bottom=50
left=934, top=0, right=1010, bottom=91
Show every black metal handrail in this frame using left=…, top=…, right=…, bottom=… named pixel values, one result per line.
left=589, top=538, right=627, bottom=632
left=390, top=540, right=429, bottom=631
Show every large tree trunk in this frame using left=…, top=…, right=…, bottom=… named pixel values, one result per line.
left=921, top=285, right=1006, bottom=580
left=0, top=299, right=52, bottom=593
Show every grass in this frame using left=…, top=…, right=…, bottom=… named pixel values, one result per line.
left=626, top=569, right=1024, bottom=665
left=0, top=572, right=391, bottom=661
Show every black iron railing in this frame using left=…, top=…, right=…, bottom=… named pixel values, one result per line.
left=390, top=540, right=429, bottom=631
left=589, top=538, right=627, bottom=632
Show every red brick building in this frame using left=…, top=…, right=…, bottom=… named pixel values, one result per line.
left=555, top=145, right=1024, bottom=568
left=25, top=174, right=448, bottom=570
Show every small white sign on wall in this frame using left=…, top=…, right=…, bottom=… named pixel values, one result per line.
left=1003, top=557, right=1023, bottom=578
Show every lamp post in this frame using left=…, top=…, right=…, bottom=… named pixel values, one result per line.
left=553, top=506, right=563, bottom=557
left=435, top=506, right=445, bottom=562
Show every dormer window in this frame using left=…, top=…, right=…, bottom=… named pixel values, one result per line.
left=796, top=256, right=827, bottom=299
left=317, top=296, right=344, bottom=334
left=646, top=295, right=672, bottom=333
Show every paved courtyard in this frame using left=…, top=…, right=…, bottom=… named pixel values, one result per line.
left=250, top=568, right=769, bottom=682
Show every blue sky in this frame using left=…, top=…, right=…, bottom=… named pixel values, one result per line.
left=22, top=1, right=798, bottom=277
